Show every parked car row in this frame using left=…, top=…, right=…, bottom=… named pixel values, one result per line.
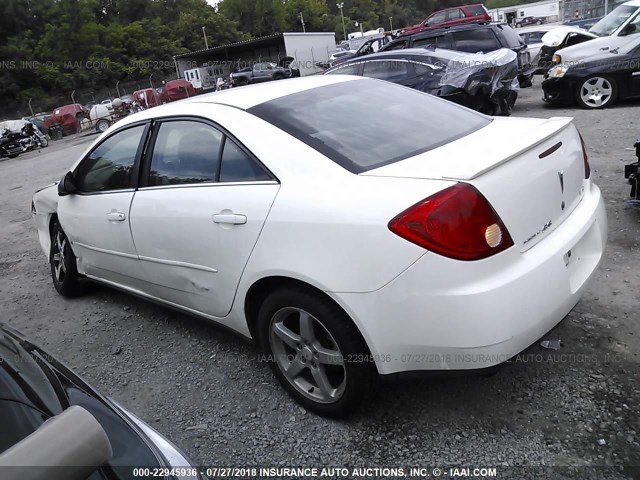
left=541, top=0, right=640, bottom=109
left=325, top=48, right=519, bottom=115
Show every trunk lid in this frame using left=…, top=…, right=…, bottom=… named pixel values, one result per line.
left=362, top=116, right=587, bottom=251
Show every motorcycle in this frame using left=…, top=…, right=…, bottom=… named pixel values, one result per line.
left=0, top=120, right=47, bottom=159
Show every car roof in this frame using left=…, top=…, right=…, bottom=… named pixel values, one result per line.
left=623, top=0, right=640, bottom=6
left=327, top=47, right=469, bottom=64
left=399, top=21, right=508, bottom=39
left=118, top=76, right=360, bottom=121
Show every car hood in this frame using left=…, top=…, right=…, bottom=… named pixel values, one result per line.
left=554, top=34, right=633, bottom=61
left=541, top=26, right=598, bottom=47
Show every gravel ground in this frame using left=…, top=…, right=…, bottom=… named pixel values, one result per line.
left=0, top=84, right=639, bottom=479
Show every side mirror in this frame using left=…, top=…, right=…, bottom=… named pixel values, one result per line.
left=621, top=23, right=636, bottom=36
left=58, top=171, right=78, bottom=196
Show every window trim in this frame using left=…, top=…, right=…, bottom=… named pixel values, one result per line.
left=138, top=115, right=278, bottom=190
left=72, top=121, right=151, bottom=196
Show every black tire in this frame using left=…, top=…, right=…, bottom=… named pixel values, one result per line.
left=39, top=136, right=48, bottom=148
left=50, top=222, right=84, bottom=297
left=8, top=154, right=19, bottom=159
left=257, top=287, right=377, bottom=417
left=575, top=75, right=617, bottom=109
left=96, top=119, right=110, bottom=133
left=273, top=73, right=285, bottom=80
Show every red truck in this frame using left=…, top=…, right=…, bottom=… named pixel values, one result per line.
left=133, top=88, right=162, bottom=109
left=43, top=104, right=88, bottom=138
left=398, top=4, right=491, bottom=37
left=163, top=79, right=196, bottom=102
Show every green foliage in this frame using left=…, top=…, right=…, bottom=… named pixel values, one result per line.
left=0, top=0, right=490, bottom=116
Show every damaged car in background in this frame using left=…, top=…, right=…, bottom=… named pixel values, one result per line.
left=324, top=48, right=519, bottom=115
left=551, top=0, right=640, bottom=66
left=542, top=35, right=640, bottom=108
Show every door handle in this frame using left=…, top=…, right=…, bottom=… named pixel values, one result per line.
left=212, top=213, right=247, bottom=225
left=106, top=211, right=126, bottom=222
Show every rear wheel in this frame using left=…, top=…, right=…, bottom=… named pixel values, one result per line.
left=258, top=288, right=376, bottom=417
left=576, top=75, right=617, bottom=109
left=96, top=119, right=110, bottom=133
left=50, top=222, right=84, bottom=297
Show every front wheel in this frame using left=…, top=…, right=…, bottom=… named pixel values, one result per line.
left=576, top=75, right=617, bottom=109
left=38, top=136, right=48, bottom=148
left=50, top=222, right=84, bottom=297
left=258, top=288, right=376, bottom=417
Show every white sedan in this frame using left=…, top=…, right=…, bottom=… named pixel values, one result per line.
left=32, top=76, right=607, bottom=416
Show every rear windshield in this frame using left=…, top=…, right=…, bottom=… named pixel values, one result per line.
left=248, top=79, right=490, bottom=173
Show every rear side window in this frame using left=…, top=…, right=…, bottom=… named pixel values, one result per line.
left=248, top=80, right=490, bottom=173
left=450, top=29, right=500, bottom=52
left=497, top=25, right=525, bottom=48
left=467, top=5, right=488, bottom=16
left=446, top=9, right=464, bottom=20
left=427, top=12, right=447, bottom=25
left=361, top=60, right=410, bottom=82
left=328, top=63, right=361, bottom=75
left=413, top=35, right=449, bottom=49
left=219, top=139, right=272, bottom=182
left=383, top=39, right=409, bottom=50
left=148, top=121, right=223, bottom=186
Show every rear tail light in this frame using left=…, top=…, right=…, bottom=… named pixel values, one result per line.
left=578, top=132, right=590, bottom=179
left=388, top=183, right=514, bottom=261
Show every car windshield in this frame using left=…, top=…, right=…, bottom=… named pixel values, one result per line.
left=248, top=79, right=490, bottom=173
left=590, top=5, right=640, bottom=36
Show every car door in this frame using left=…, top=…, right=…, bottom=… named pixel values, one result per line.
left=57, top=123, right=149, bottom=288
left=129, top=119, right=279, bottom=318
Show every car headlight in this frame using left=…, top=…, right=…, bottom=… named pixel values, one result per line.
left=552, top=54, right=561, bottom=64
left=548, top=65, right=568, bottom=78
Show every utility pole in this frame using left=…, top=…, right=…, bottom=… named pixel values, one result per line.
left=389, top=17, right=393, bottom=31
left=336, top=3, right=346, bottom=41
left=202, top=26, right=209, bottom=49
left=299, top=12, right=306, bottom=32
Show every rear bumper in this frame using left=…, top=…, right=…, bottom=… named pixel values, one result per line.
left=332, top=182, right=607, bottom=375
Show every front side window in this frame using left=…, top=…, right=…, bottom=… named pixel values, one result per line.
left=75, top=125, right=145, bottom=193
left=148, top=121, right=223, bottom=186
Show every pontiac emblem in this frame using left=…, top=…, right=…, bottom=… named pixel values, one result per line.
left=558, top=170, right=564, bottom=194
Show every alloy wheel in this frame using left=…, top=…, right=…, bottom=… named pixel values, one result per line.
left=269, top=307, right=346, bottom=404
left=52, top=230, right=67, bottom=283
left=580, top=77, right=613, bottom=108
